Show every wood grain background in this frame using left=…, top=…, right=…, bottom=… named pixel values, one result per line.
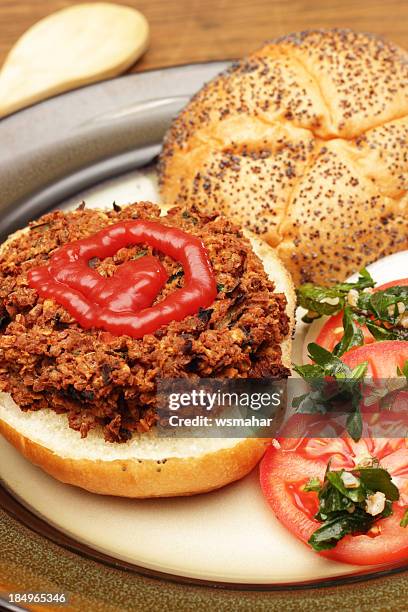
left=0, top=0, right=407, bottom=73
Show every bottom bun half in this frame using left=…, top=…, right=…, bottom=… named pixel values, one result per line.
left=0, top=233, right=294, bottom=497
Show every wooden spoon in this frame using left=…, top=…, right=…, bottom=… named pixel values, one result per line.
left=0, top=2, right=149, bottom=118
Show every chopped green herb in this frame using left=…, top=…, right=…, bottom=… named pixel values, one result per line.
left=307, top=462, right=399, bottom=551
left=309, top=510, right=375, bottom=551
left=332, top=306, right=365, bottom=356
left=400, top=509, right=408, bottom=528
left=297, top=270, right=408, bottom=346
left=133, top=249, right=148, bottom=260
left=304, top=477, right=321, bottom=492
left=293, top=343, right=367, bottom=441
left=217, top=283, right=225, bottom=293
left=302, top=311, right=321, bottom=324
left=397, top=360, right=408, bottom=381
left=297, top=268, right=374, bottom=321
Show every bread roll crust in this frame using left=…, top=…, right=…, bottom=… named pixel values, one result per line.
left=159, top=29, right=408, bottom=285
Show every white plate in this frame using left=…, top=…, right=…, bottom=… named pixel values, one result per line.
left=1, top=169, right=407, bottom=584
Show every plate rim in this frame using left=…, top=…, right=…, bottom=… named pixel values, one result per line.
left=1, top=477, right=408, bottom=592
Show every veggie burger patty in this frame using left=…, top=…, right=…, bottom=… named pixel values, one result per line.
left=0, top=202, right=289, bottom=442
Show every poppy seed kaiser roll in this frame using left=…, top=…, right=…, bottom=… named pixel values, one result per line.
left=158, top=29, right=408, bottom=285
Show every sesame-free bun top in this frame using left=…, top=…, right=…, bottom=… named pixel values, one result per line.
left=159, top=29, right=408, bottom=285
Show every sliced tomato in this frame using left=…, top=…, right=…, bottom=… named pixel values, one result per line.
left=261, top=340, right=408, bottom=565
left=315, top=311, right=371, bottom=352
left=378, top=278, right=408, bottom=291
left=341, top=340, right=408, bottom=377
left=260, top=437, right=408, bottom=565
left=316, top=278, right=408, bottom=352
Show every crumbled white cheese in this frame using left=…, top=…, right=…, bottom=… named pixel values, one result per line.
left=347, top=289, right=359, bottom=307
left=365, top=492, right=386, bottom=516
left=397, top=302, right=406, bottom=315
left=320, top=296, right=340, bottom=306
left=355, top=456, right=374, bottom=468
left=399, top=313, right=408, bottom=329
left=388, top=302, right=406, bottom=317
left=341, top=472, right=360, bottom=489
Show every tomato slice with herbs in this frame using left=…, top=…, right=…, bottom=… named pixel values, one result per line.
left=316, top=278, right=408, bottom=352
left=315, top=311, right=371, bottom=352
left=260, top=437, right=408, bottom=565
left=261, top=340, right=408, bottom=565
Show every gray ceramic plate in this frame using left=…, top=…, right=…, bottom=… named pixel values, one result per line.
left=0, top=64, right=407, bottom=612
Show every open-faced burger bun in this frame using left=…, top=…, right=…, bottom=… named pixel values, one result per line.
left=0, top=211, right=294, bottom=497
left=159, top=29, right=408, bottom=285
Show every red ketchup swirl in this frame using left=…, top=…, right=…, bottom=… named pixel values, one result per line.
left=28, top=220, right=217, bottom=338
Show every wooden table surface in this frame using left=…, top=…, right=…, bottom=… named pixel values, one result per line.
left=0, top=0, right=407, bottom=73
